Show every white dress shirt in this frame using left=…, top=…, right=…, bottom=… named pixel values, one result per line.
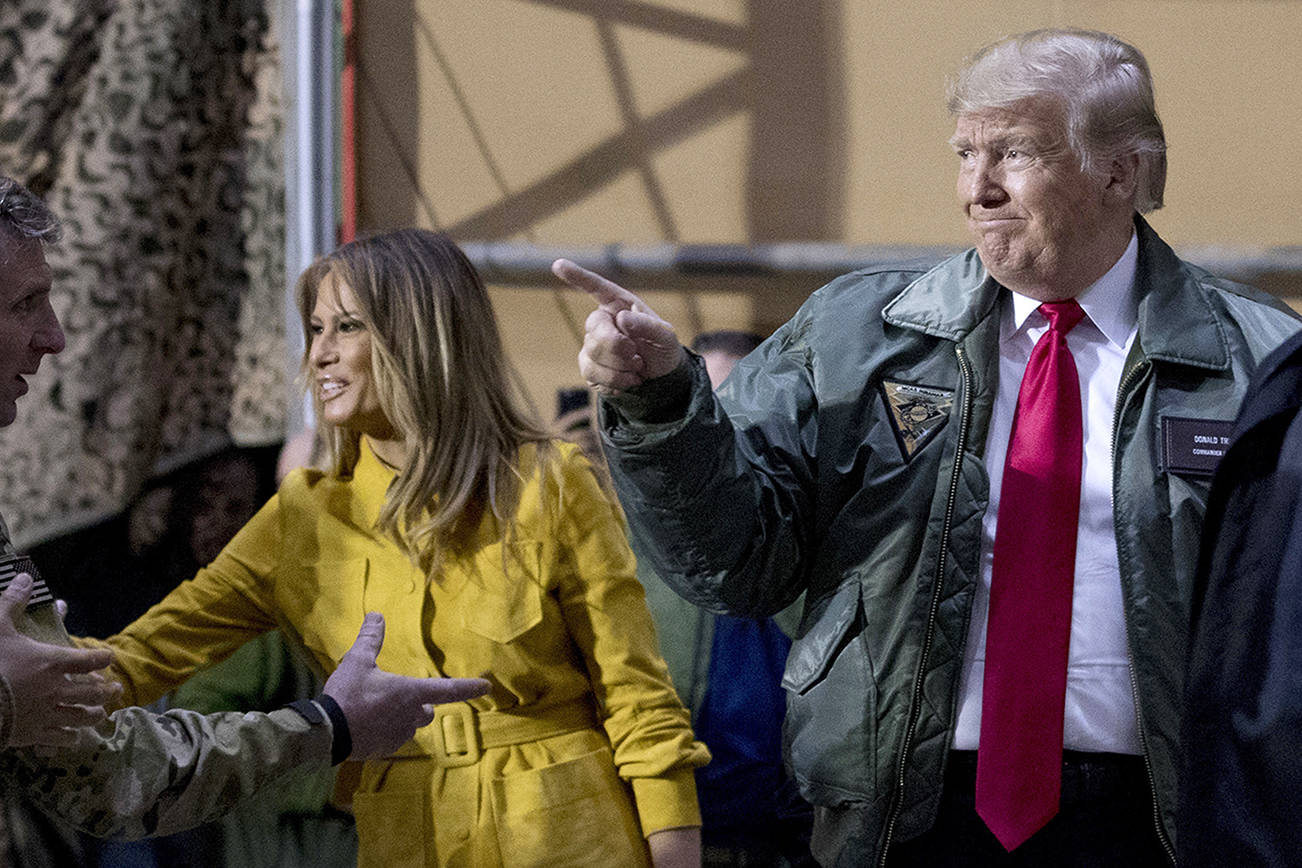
left=952, top=231, right=1142, bottom=755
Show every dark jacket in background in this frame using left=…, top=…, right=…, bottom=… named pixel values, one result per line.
left=1180, top=329, right=1302, bottom=866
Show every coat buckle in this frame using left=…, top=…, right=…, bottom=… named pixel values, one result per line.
left=432, top=703, right=481, bottom=767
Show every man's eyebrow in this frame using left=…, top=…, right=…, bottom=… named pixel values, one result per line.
left=1001, top=132, right=1040, bottom=149
left=948, top=131, right=1040, bottom=152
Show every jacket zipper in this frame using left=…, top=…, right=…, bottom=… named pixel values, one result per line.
left=1110, top=358, right=1177, bottom=866
left=877, top=344, right=974, bottom=866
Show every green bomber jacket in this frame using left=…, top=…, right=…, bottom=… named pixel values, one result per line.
left=600, top=217, right=1302, bottom=866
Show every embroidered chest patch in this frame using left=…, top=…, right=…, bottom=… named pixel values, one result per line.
left=880, top=380, right=954, bottom=461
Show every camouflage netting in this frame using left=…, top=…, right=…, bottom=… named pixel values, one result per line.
left=0, top=0, right=288, bottom=545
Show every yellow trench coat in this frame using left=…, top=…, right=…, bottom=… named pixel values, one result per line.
left=97, top=440, right=708, bottom=867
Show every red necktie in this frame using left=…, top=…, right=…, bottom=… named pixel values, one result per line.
left=976, top=299, right=1086, bottom=851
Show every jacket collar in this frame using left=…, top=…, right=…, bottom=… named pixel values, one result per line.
left=882, top=216, right=1232, bottom=372
left=881, top=247, right=997, bottom=341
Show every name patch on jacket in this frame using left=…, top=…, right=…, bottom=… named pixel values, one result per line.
left=881, top=380, right=953, bottom=461
left=1161, top=416, right=1235, bottom=476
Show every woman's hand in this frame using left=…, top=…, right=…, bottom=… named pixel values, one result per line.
left=647, top=826, right=701, bottom=868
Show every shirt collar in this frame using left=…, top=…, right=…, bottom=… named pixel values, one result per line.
left=1008, top=230, right=1139, bottom=348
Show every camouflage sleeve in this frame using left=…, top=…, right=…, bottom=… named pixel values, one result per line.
left=0, top=703, right=333, bottom=839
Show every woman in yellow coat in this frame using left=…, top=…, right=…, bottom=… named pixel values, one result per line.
left=94, top=229, right=709, bottom=867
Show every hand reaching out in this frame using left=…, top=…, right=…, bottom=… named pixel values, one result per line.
left=0, top=573, right=120, bottom=748
left=324, top=612, right=491, bottom=760
left=552, top=259, right=686, bottom=394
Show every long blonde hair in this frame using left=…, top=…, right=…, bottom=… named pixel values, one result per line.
left=295, top=229, right=552, bottom=566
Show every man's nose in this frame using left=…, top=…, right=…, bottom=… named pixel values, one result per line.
left=34, top=303, right=65, bottom=355
left=960, top=157, right=1006, bottom=207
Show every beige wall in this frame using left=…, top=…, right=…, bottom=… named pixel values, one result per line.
left=355, top=1, right=1302, bottom=419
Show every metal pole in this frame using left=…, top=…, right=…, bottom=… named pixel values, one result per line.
left=282, top=0, right=337, bottom=435
left=461, top=240, right=1302, bottom=298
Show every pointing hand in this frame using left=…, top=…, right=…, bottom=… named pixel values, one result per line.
left=552, top=259, right=686, bottom=394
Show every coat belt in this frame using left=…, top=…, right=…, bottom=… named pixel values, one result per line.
left=395, top=698, right=601, bottom=767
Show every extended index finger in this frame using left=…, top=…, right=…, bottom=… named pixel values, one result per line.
left=552, top=259, right=641, bottom=311
left=421, top=676, right=491, bottom=705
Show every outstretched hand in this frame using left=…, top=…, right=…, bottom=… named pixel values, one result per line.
left=324, top=612, right=491, bottom=760
left=0, top=573, right=120, bottom=748
left=552, top=259, right=686, bottom=394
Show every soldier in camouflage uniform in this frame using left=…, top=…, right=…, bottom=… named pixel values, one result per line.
left=0, top=174, right=490, bottom=852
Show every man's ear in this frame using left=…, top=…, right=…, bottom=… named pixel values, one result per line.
left=1103, top=152, right=1140, bottom=206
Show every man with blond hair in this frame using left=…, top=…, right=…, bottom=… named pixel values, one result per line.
left=556, top=28, right=1300, bottom=866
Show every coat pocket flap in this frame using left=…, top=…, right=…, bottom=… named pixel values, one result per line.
left=781, top=580, right=860, bottom=694
left=460, top=541, right=545, bottom=643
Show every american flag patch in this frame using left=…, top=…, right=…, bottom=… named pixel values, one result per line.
left=0, top=553, right=54, bottom=608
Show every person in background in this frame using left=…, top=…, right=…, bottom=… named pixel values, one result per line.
left=552, top=334, right=815, bottom=867
left=160, top=627, right=357, bottom=868
left=654, top=330, right=815, bottom=868
left=1179, top=327, right=1302, bottom=866
left=553, top=386, right=606, bottom=486
left=89, top=228, right=709, bottom=867
left=155, top=438, right=353, bottom=868
left=555, top=28, right=1301, bottom=866
left=276, top=426, right=322, bottom=485
left=32, top=446, right=279, bottom=640
left=690, top=331, right=762, bottom=392
left=0, top=176, right=486, bottom=863
left=94, top=445, right=357, bottom=868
